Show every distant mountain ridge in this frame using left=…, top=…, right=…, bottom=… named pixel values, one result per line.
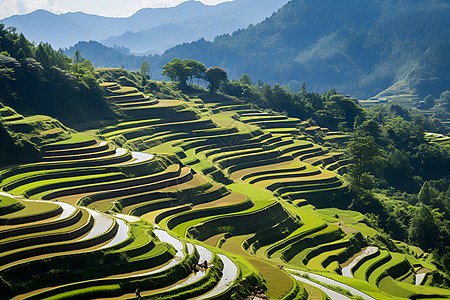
left=150, top=0, right=450, bottom=98
left=63, top=0, right=449, bottom=99
left=1, top=0, right=289, bottom=54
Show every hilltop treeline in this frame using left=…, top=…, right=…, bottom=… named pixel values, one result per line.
left=0, top=24, right=115, bottom=128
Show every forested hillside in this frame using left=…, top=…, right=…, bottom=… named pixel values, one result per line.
left=0, top=24, right=116, bottom=128
left=0, top=24, right=116, bottom=165
left=2, top=0, right=289, bottom=54
left=157, top=0, right=450, bottom=98
left=66, top=0, right=450, bottom=99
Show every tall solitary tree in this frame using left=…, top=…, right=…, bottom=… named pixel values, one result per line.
left=409, top=205, right=440, bottom=250
left=239, top=73, right=252, bottom=86
left=205, top=67, right=228, bottom=93
left=140, top=61, right=151, bottom=79
left=423, top=94, right=435, bottom=109
left=440, top=90, right=450, bottom=106
left=73, top=50, right=83, bottom=72
left=348, top=135, right=381, bottom=187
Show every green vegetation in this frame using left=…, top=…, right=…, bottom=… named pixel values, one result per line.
left=0, top=25, right=116, bottom=128
left=0, top=55, right=449, bottom=300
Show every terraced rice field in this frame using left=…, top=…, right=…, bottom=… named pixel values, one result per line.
left=0, top=77, right=448, bottom=300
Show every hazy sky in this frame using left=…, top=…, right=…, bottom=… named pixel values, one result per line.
left=0, top=0, right=232, bottom=20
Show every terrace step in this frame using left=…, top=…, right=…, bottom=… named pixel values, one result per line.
left=167, top=192, right=252, bottom=236
left=368, top=252, right=413, bottom=286
left=0, top=205, right=83, bottom=251
left=0, top=199, right=77, bottom=237
left=304, top=238, right=360, bottom=272
left=22, top=172, right=128, bottom=199
left=41, top=137, right=97, bottom=152
left=41, top=144, right=117, bottom=162
left=186, top=202, right=289, bottom=241
left=0, top=207, right=96, bottom=267
left=353, top=250, right=392, bottom=281
left=42, top=141, right=109, bottom=157
left=265, top=173, right=341, bottom=191
left=0, top=148, right=134, bottom=180
left=41, top=165, right=193, bottom=201
left=281, top=225, right=344, bottom=264
left=0, top=200, right=63, bottom=225
left=118, top=99, right=159, bottom=108
left=9, top=229, right=193, bottom=300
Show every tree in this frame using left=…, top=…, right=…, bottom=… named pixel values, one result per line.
left=34, top=43, right=50, bottom=68
left=13, top=33, right=33, bottom=58
left=73, top=50, right=83, bottom=65
left=239, top=73, right=252, bottom=86
left=140, top=61, right=151, bottom=79
left=440, top=90, right=450, bottom=106
left=184, top=59, right=206, bottom=85
left=73, top=50, right=83, bottom=72
left=409, top=205, right=440, bottom=250
left=353, top=115, right=363, bottom=128
left=418, top=182, right=436, bottom=205
left=162, top=58, right=190, bottom=88
left=348, top=135, right=381, bottom=187
left=423, top=94, right=435, bottom=109
left=205, top=67, right=228, bottom=93
left=300, top=82, right=307, bottom=94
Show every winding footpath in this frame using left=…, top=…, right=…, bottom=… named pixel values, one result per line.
left=196, top=254, right=238, bottom=299
left=341, top=247, right=378, bottom=278
left=291, top=274, right=352, bottom=300
left=286, top=268, right=377, bottom=300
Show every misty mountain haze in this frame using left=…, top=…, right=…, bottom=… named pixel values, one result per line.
left=1, top=0, right=289, bottom=53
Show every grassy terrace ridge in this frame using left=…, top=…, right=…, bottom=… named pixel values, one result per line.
left=0, top=74, right=448, bottom=300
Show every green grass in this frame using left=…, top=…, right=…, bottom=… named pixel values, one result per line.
left=306, top=246, right=349, bottom=271
left=45, top=284, right=121, bottom=300
left=368, top=253, right=409, bottom=285
left=10, top=172, right=125, bottom=196
left=0, top=194, right=19, bottom=208
left=263, top=204, right=326, bottom=258
left=0, top=199, right=61, bottom=220
left=48, top=134, right=95, bottom=145
left=1, top=208, right=90, bottom=244
left=227, top=182, right=275, bottom=203
left=353, top=250, right=390, bottom=281
left=171, top=200, right=274, bottom=238
left=292, top=269, right=399, bottom=300
left=283, top=224, right=343, bottom=263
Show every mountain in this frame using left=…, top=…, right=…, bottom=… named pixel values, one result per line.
left=1, top=0, right=289, bottom=53
left=65, top=41, right=151, bottom=71
left=144, top=0, right=449, bottom=98
left=101, top=0, right=289, bottom=54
